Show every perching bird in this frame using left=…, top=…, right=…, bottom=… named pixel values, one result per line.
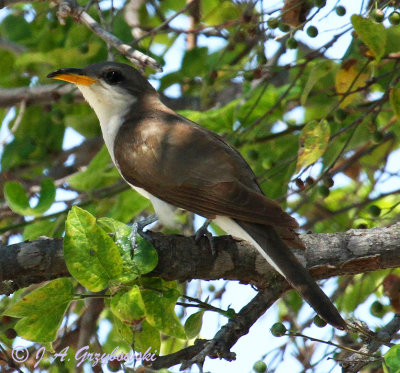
left=48, top=62, right=346, bottom=330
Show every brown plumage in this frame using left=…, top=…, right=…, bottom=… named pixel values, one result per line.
left=114, top=100, right=304, bottom=249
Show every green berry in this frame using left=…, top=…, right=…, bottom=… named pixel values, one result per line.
left=286, top=38, right=298, bottom=49
left=389, top=11, right=400, bottom=25
left=313, top=315, right=327, bottom=328
left=51, top=108, right=64, bottom=123
left=208, top=284, right=216, bottom=292
left=63, top=93, right=74, bottom=104
left=318, top=185, right=330, bottom=198
left=307, top=26, right=318, bottom=38
left=244, top=71, right=254, bottom=81
left=279, top=22, right=290, bottom=32
left=372, top=131, right=384, bottom=143
left=368, top=205, right=381, bottom=217
left=79, top=43, right=89, bottom=54
left=371, top=9, right=385, bottom=23
left=253, top=360, right=267, bottom=373
left=247, top=149, right=259, bottom=160
left=314, top=0, right=326, bottom=8
left=270, top=322, right=287, bottom=337
left=334, top=108, right=347, bottom=122
left=336, top=6, right=346, bottom=16
left=267, top=17, right=279, bottom=29
left=370, top=301, right=385, bottom=317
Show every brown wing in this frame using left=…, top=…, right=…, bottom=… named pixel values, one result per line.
left=114, top=110, right=303, bottom=246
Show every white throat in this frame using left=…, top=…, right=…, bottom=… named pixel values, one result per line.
left=77, top=83, right=136, bottom=163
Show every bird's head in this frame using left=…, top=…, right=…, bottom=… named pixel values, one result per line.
left=47, top=62, right=156, bottom=123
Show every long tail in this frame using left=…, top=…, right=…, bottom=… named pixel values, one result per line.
left=235, top=220, right=346, bottom=330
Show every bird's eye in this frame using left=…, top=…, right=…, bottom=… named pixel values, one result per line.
left=103, top=70, right=124, bottom=85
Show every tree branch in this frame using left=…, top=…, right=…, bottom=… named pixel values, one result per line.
left=0, top=221, right=399, bottom=370
left=0, top=223, right=399, bottom=295
left=0, top=84, right=81, bottom=108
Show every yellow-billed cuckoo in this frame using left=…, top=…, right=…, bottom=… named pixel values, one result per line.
left=48, top=62, right=346, bottom=330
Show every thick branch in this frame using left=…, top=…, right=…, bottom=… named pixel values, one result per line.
left=0, top=223, right=399, bottom=295
left=0, top=224, right=399, bottom=370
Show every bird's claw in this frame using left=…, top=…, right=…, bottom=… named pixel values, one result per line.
left=130, top=214, right=158, bottom=253
left=194, top=219, right=216, bottom=255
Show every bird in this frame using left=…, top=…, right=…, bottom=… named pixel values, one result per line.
left=47, top=61, right=346, bottom=330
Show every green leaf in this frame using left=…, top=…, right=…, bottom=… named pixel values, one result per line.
left=141, top=279, right=185, bottom=339
left=184, top=310, right=204, bottom=339
left=107, top=189, right=150, bottom=223
left=301, top=60, right=333, bottom=106
left=296, top=120, right=330, bottom=172
left=4, top=178, right=56, bottom=216
left=64, top=206, right=123, bottom=291
left=132, top=237, right=158, bottom=275
left=133, top=320, right=161, bottom=354
left=68, top=146, right=120, bottom=191
left=385, top=26, right=400, bottom=55
left=181, top=47, right=209, bottom=77
left=337, top=271, right=389, bottom=312
left=384, top=344, right=400, bottom=373
left=104, top=316, right=132, bottom=352
left=112, top=315, right=134, bottom=347
left=390, top=88, right=400, bottom=122
left=203, top=0, right=242, bottom=25
left=23, top=219, right=58, bottom=240
left=0, top=15, right=31, bottom=43
left=97, top=217, right=158, bottom=280
left=351, top=15, right=386, bottom=61
left=3, top=278, right=74, bottom=342
left=110, top=285, right=146, bottom=322
left=63, top=103, right=100, bottom=137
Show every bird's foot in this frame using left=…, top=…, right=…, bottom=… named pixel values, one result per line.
left=130, top=214, right=158, bottom=253
left=194, top=219, right=216, bottom=255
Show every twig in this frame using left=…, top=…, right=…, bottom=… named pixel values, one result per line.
left=134, top=1, right=196, bottom=43
left=0, top=100, right=26, bottom=148
left=54, top=0, right=162, bottom=71
left=341, top=313, right=400, bottom=373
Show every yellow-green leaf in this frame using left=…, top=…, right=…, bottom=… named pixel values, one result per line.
left=140, top=278, right=185, bottom=339
left=64, top=206, right=123, bottom=291
left=296, top=120, right=330, bottom=172
left=110, top=285, right=146, bottom=322
left=351, top=15, right=386, bottom=61
left=335, top=62, right=369, bottom=108
left=3, top=278, right=74, bottom=342
left=133, top=320, right=161, bottom=354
